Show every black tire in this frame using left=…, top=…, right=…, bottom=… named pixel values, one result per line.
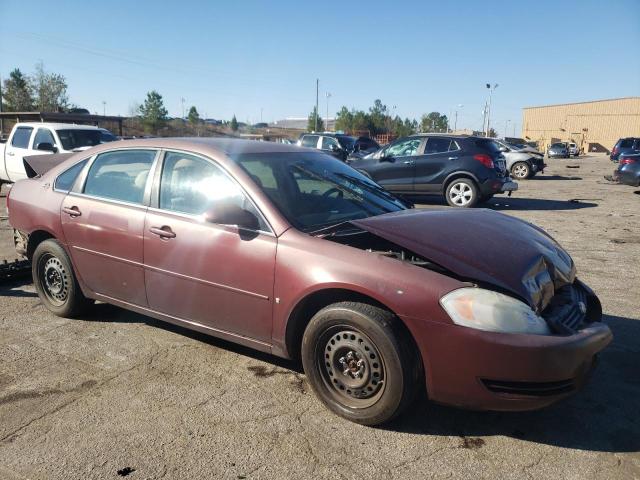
left=301, top=302, right=421, bottom=426
left=445, top=178, right=479, bottom=208
left=32, top=239, right=93, bottom=318
left=511, top=162, right=531, bottom=179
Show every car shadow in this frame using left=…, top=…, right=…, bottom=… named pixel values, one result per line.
left=383, top=313, right=640, bottom=453
left=0, top=278, right=38, bottom=298
left=413, top=196, right=598, bottom=211
left=530, top=175, right=582, bottom=180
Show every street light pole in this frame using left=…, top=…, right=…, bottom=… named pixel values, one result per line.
left=181, top=97, right=185, bottom=119
left=504, top=119, right=510, bottom=139
left=453, top=104, right=463, bottom=132
left=484, top=83, right=498, bottom=136
left=102, top=101, right=106, bottom=116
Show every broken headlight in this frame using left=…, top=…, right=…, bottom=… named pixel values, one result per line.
left=440, top=288, right=551, bottom=335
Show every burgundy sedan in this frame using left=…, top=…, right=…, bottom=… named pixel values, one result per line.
left=8, top=138, right=612, bottom=425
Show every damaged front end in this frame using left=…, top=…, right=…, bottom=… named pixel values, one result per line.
left=316, top=208, right=601, bottom=335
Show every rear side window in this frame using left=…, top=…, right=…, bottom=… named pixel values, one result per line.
left=620, top=139, right=634, bottom=148
left=301, top=135, right=319, bottom=148
left=11, top=127, right=33, bottom=148
left=55, top=159, right=88, bottom=192
left=474, top=139, right=502, bottom=153
left=84, top=150, right=156, bottom=204
left=425, top=137, right=452, bottom=154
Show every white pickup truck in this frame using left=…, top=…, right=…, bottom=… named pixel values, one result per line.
left=0, top=122, right=117, bottom=183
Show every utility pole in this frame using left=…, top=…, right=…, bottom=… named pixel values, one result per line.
left=325, top=92, right=331, bottom=131
left=102, top=101, right=106, bottom=116
left=513, top=123, right=517, bottom=137
left=504, top=119, right=510, bottom=139
left=453, top=104, right=463, bottom=132
left=260, top=107, right=263, bottom=123
left=181, top=97, right=185, bottom=119
left=0, top=74, right=3, bottom=134
left=315, top=79, right=319, bottom=132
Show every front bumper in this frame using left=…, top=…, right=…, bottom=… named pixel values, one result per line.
left=401, top=299, right=612, bottom=411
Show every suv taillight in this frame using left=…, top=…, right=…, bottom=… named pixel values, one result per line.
left=620, top=157, right=636, bottom=165
left=612, top=146, right=619, bottom=156
left=473, top=154, right=494, bottom=169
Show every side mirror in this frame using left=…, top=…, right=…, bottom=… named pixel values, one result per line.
left=499, top=146, right=508, bottom=152
left=329, top=143, right=339, bottom=152
left=36, top=142, right=57, bottom=153
left=204, top=201, right=260, bottom=231
left=380, top=153, right=395, bottom=162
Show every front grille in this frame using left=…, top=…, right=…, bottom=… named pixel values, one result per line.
left=542, top=283, right=589, bottom=334
left=482, top=378, right=575, bottom=397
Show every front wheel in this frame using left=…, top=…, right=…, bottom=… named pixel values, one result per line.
left=32, top=239, right=93, bottom=318
left=445, top=178, right=479, bottom=208
left=302, top=302, right=421, bottom=425
left=511, top=162, right=531, bottom=179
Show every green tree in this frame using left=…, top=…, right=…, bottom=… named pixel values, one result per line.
left=420, top=112, right=448, bottom=133
left=368, top=99, right=388, bottom=134
left=487, top=127, right=498, bottom=138
left=187, top=106, right=200, bottom=125
left=391, top=116, right=417, bottom=138
left=334, top=106, right=353, bottom=133
left=2, top=68, right=34, bottom=111
left=307, top=106, right=324, bottom=132
left=138, top=90, right=168, bottom=134
left=31, top=62, right=69, bottom=111
left=230, top=115, right=239, bottom=131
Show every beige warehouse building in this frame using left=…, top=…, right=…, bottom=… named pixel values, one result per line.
left=521, top=97, right=640, bottom=153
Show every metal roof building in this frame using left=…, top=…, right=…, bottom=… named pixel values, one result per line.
left=521, top=97, right=640, bottom=153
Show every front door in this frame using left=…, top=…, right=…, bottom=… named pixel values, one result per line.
left=143, top=151, right=276, bottom=343
left=371, top=137, right=423, bottom=192
left=60, top=149, right=158, bottom=306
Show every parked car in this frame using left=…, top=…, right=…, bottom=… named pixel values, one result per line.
left=350, top=134, right=517, bottom=207
left=567, top=142, right=579, bottom=157
left=547, top=142, right=570, bottom=159
left=501, top=138, right=541, bottom=156
left=610, top=137, right=640, bottom=162
left=614, top=154, right=640, bottom=186
left=8, top=138, right=611, bottom=425
left=494, top=139, right=546, bottom=180
left=0, top=122, right=118, bottom=183
left=298, top=133, right=379, bottom=161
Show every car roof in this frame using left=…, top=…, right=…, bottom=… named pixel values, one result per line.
left=15, top=122, right=107, bottom=130
left=76, top=137, right=310, bottom=157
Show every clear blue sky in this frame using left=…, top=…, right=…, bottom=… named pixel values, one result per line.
left=1, top=0, right=638, bottom=136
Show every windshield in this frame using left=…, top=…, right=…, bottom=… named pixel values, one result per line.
left=550, top=143, right=565, bottom=148
left=233, top=152, right=406, bottom=232
left=57, top=129, right=114, bottom=150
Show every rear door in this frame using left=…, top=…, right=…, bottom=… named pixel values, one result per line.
left=4, top=126, right=35, bottom=182
left=414, top=137, right=460, bottom=193
left=61, top=148, right=158, bottom=306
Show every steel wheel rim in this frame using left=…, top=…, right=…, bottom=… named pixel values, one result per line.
left=38, top=254, right=69, bottom=306
left=513, top=164, right=528, bottom=178
left=317, top=325, right=386, bottom=409
left=449, top=182, right=473, bottom=206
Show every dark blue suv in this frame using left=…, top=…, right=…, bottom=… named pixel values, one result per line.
left=348, top=134, right=517, bottom=207
left=611, top=137, right=640, bottom=162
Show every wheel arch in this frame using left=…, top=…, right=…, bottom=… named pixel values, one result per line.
left=26, top=229, right=57, bottom=261
left=284, top=287, right=414, bottom=362
left=442, top=171, right=480, bottom=191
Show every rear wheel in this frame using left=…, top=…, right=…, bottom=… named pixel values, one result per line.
left=511, top=162, right=531, bottom=179
left=445, top=178, right=479, bottom=208
left=301, top=302, right=421, bottom=426
left=32, top=239, right=93, bottom=318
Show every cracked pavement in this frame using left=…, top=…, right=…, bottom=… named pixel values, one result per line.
left=0, top=154, right=639, bottom=479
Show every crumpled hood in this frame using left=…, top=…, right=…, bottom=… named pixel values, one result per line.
left=350, top=209, right=575, bottom=312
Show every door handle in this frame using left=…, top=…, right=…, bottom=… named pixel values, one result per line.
left=149, top=226, right=176, bottom=239
left=448, top=156, right=458, bottom=161
left=62, top=206, right=81, bottom=218
left=403, top=160, right=415, bottom=165
left=7, top=152, right=14, bottom=156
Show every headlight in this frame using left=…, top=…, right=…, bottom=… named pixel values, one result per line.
left=440, top=288, right=551, bottom=335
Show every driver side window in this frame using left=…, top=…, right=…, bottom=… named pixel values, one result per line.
left=385, top=138, right=422, bottom=157
left=321, top=137, right=339, bottom=150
